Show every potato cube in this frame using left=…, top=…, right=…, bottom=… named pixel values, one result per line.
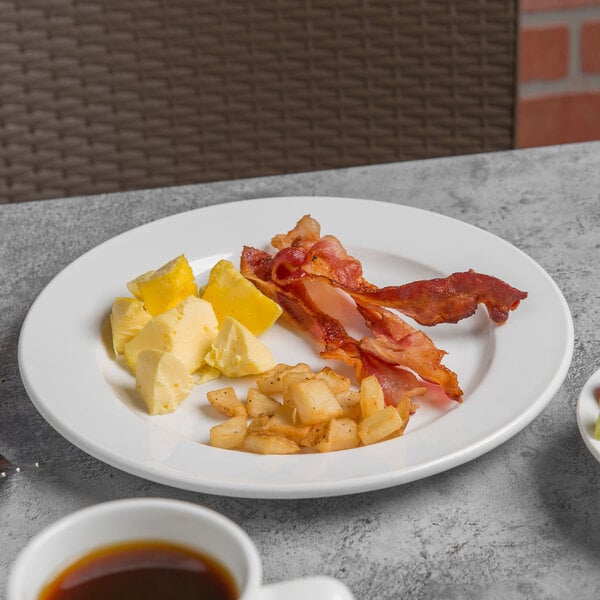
left=210, top=416, right=247, bottom=449
left=281, top=370, right=315, bottom=406
left=206, top=387, right=247, bottom=418
left=314, top=418, right=360, bottom=452
left=299, top=422, right=328, bottom=448
left=358, top=405, right=403, bottom=445
left=288, top=378, right=343, bottom=425
left=246, top=388, right=281, bottom=418
left=266, top=405, right=312, bottom=444
left=243, top=432, right=300, bottom=454
left=256, top=362, right=311, bottom=394
left=247, top=414, right=270, bottom=433
left=336, top=389, right=361, bottom=421
left=316, top=367, right=351, bottom=394
left=360, top=375, right=385, bottom=419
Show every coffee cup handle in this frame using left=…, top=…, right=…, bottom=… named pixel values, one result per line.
left=259, top=575, right=355, bottom=600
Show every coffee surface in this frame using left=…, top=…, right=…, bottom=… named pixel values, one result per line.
left=39, top=540, right=238, bottom=600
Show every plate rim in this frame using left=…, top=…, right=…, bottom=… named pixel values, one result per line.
left=18, top=196, right=575, bottom=498
left=577, top=366, right=600, bottom=462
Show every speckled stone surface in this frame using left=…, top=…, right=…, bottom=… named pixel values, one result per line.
left=2, top=142, right=600, bottom=599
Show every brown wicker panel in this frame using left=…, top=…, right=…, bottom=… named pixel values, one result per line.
left=0, top=0, right=517, bottom=203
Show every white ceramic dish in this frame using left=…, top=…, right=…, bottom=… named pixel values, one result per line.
left=18, top=196, right=574, bottom=498
left=577, top=367, right=600, bottom=462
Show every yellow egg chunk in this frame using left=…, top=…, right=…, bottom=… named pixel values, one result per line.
left=110, top=297, right=152, bottom=355
left=205, top=316, right=275, bottom=378
left=124, top=296, right=218, bottom=374
left=126, top=270, right=155, bottom=301
left=128, top=254, right=198, bottom=316
left=135, top=349, right=194, bottom=415
left=201, top=259, right=282, bottom=336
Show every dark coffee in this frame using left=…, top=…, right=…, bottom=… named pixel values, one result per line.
left=38, top=540, right=238, bottom=600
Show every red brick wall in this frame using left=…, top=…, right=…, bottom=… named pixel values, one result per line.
left=517, top=0, right=600, bottom=147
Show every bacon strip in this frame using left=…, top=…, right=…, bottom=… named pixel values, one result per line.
left=242, top=245, right=461, bottom=404
left=356, top=303, right=463, bottom=401
left=241, top=214, right=527, bottom=412
left=349, top=270, right=528, bottom=326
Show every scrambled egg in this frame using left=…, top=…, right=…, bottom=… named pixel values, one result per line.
left=201, top=259, right=282, bottom=336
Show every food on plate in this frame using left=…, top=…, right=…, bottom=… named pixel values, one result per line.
left=210, top=415, right=248, bottom=450
left=109, top=214, right=526, bottom=453
left=208, top=362, right=410, bottom=453
left=241, top=214, right=527, bottom=426
left=135, top=349, right=194, bottom=415
left=127, top=254, right=198, bottom=316
left=201, top=259, right=282, bottom=335
left=204, top=316, right=275, bottom=377
left=207, top=386, right=247, bottom=418
left=110, top=297, right=152, bottom=355
left=111, top=256, right=282, bottom=416
left=123, top=296, right=219, bottom=374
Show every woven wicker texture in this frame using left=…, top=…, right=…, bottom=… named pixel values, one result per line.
left=1, top=0, right=517, bottom=203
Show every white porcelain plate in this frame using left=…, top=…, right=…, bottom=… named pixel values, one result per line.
left=19, top=197, right=574, bottom=498
left=577, top=367, right=600, bottom=462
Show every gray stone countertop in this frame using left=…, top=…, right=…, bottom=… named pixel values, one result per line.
left=2, top=142, right=600, bottom=599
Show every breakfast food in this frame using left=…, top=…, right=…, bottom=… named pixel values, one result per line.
left=109, top=215, right=527, bottom=455
left=207, top=363, right=412, bottom=453
left=135, top=349, right=194, bottom=415
left=241, top=214, right=527, bottom=412
left=124, top=296, right=219, bottom=374
left=204, top=316, right=275, bottom=377
left=127, top=254, right=198, bottom=316
left=201, top=259, right=282, bottom=335
left=110, top=297, right=152, bottom=355
left=111, top=255, right=280, bottom=416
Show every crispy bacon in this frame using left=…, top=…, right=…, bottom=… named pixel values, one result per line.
left=241, top=214, right=527, bottom=415
left=242, top=245, right=461, bottom=405
left=271, top=214, right=322, bottom=251
left=355, top=303, right=463, bottom=401
left=350, top=270, right=527, bottom=325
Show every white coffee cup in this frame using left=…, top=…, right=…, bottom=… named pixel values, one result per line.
left=7, top=498, right=354, bottom=600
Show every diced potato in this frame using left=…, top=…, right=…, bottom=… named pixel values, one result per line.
left=316, top=367, right=351, bottom=394
left=243, top=432, right=300, bottom=454
left=210, top=416, right=247, bottom=449
left=247, top=414, right=270, bottom=433
left=281, top=370, right=315, bottom=407
left=336, top=389, right=361, bottom=421
left=256, top=362, right=311, bottom=394
left=360, top=375, right=385, bottom=419
left=302, top=418, right=360, bottom=452
left=246, top=388, right=281, bottom=418
left=206, top=387, right=247, bottom=418
left=299, top=422, right=328, bottom=448
left=358, top=405, right=403, bottom=446
left=288, top=378, right=343, bottom=425
left=265, top=405, right=311, bottom=444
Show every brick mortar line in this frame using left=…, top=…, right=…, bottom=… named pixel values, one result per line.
left=521, top=6, right=600, bottom=25
left=520, top=6, right=600, bottom=95
left=520, top=77, right=600, bottom=97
